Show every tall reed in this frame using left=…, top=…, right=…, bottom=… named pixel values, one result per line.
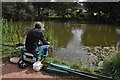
left=2, top=19, right=23, bottom=54
left=2, top=19, right=23, bottom=44
left=44, top=25, right=58, bottom=48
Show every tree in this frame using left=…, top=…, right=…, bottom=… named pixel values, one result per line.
left=2, top=2, right=36, bottom=20
left=84, top=2, right=120, bottom=23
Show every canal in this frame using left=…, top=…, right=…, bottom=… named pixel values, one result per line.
left=8, top=21, right=120, bottom=69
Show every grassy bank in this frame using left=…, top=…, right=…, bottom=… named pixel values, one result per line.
left=44, top=57, right=95, bottom=79
left=102, top=52, right=120, bottom=78
left=45, top=57, right=94, bottom=73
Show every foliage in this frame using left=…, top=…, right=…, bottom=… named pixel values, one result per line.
left=2, top=19, right=24, bottom=54
left=43, top=24, right=58, bottom=55
left=44, top=25, right=54, bottom=44
left=70, top=63, right=93, bottom=73
left=45, top=57, right=66, bottom=64
left=2, top=19, right=24, bottom=44
left=2, top=2, right=120, bottom=23
left=84, top=2, right=120, bottom=23
left=2, top=2, right=36, bottom=20
left=2, top=2, right=83, bottom=20
left=102, top=52, right=120, bottom=78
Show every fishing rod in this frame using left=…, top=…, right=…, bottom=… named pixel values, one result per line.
left=70, top=68, right=117, bottom=80
left=44, top=62, right=117, bottom=80
left=1, top=44, right=16, bottom=47
left=2, top=42, right=34, bottom=47
left=1, top=43, right=24, bottom=47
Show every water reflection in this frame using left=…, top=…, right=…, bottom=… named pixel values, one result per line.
left=82, top=24, right=118, bottom=47
left=53, top=28, right=90, bottom=65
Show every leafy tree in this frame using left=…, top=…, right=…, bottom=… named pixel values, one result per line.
left=2, top=2, right=36, bottom=20
left=84, top=2, right=120, bottom=23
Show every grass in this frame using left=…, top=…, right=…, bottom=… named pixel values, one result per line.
left=45, top=57, right=94, bottom=73
left=102, top=52, right=120, bottom=78
left=44, top=25, right=54, bottom=44
left=2, top=19, right=23, bottom=54
left=44, top=57, right=95, bottom=79
left=2, top=19, right=23, bottom=44
left=44, top=25, right=58, bottom=55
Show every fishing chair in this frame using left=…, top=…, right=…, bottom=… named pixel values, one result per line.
left=20, top=48, right=45, bottom=63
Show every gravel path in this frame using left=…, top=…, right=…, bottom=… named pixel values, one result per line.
left=0, top=62, right=67, bottom=79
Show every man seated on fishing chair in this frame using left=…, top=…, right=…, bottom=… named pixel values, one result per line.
left=25, top=22, right=50, bottom=60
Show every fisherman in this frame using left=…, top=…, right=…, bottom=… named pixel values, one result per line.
left=25, top=22, right=50, bottom=58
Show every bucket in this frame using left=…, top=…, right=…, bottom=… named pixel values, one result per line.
left=33, top=61, right=43, bottom=71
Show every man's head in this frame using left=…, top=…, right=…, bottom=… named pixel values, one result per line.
left=34, top=22, right=45, bottom=30
left=35, top=22, right=42, bottom=28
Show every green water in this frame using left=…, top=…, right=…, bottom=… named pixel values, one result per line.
left=11, top=21, right=120, bottom=67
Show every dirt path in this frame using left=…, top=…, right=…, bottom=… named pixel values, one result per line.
left=0, top=62, right=67, bottom=79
